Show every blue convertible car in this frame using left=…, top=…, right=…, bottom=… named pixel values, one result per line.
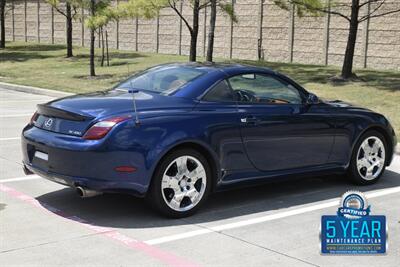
left=22, top=63, right=396, bottom=217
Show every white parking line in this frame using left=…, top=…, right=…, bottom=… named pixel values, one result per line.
left=144, top=186, right=400, bottom=245
left=0, top=137, right=20, bottom=141
left=0, top=114, right=32, bottom=118
left=0, top=175, right=40, bottom=183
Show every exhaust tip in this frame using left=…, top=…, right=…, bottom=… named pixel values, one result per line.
left=76, top=186, right=102, bottom=198
left=76, top=186, right=85, bottom=198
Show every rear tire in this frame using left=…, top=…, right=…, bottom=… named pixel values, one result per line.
left=347, top=130, right=387, bottom=185
left=147, top=148, right=212, bottom=218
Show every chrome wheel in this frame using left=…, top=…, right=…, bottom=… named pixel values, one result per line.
left=161, top=155, right=207, bottom=212
left=356, top=136, right=385, bottom=180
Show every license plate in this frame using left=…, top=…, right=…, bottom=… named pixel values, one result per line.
left=34, top=151, right=48, bottom=161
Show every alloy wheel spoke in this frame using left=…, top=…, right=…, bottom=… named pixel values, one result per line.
left=169, top=192, right=185, bottom=209
left=362, top=142, right=373, bottom=155
left=161, top=174, right=180, bottom=192
left=175, top=156, right=188, bottom=175
left=357, top=157, right=371, bottom=169
left=369, top=158, right=384, bottom=171
left=186, top=188, right=199, bottom=203
left=371, top=141, right=381, bottom=154
left=366, top=167, right=374, bottom=178
left=187, top=167, right=205, bottom=184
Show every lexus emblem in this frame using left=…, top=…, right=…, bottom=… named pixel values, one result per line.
left=44, top=118, right=53, bottom=127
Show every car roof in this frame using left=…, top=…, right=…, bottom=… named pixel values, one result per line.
left=149, top=62, right=294, bottom=99
left=160, top=62, right=276, bottom=75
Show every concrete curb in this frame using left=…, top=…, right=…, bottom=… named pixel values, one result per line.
left=0, top=82, right=73, bottom=98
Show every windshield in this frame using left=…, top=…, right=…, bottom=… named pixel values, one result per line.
left=115, top=65, right=206, bottom=94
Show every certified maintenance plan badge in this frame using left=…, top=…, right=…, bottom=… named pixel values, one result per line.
left=321, top=191, right=387, bottom=254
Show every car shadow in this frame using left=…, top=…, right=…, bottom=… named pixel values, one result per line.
left=36, top=170, right=400, bottom=229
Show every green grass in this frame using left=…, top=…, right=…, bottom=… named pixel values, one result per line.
left=0, top=42, right=399, bottom=136
left=0, top=42, right=188, bottom=93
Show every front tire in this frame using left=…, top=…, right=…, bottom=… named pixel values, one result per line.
left=348, top=130, right=387, bottom=185
left=147, top=148, right=212, bottom=218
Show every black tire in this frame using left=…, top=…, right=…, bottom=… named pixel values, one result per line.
left=146, top=148, right=212, bottom=218
left=347, top=130, right=387, bottom=185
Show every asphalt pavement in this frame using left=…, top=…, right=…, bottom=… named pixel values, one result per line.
left=0, top=87, right=399, bottom=267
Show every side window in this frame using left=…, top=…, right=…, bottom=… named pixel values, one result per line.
left=203, top=80, right=234, bottom=102
left=228, top=73, right=302, bottom=104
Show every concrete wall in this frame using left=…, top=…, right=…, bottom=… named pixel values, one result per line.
left=3, top=0, right=400, bottom=71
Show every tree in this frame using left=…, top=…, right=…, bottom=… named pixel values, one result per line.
left=85, top=0, right=114, bottom=76
left=274, top=0, right=400, bottom=79
left=46, top=0, right=80, bottom=57
left=165, top=0, right=200, bottom=61
left=119, top=0, right=235, bottom=62
left=0, top=0, right=6, bottom=49
left=89, top=0, right=96, bottom=76
left=86, top=1, right=118, bottom=67
left=206, top=0, right=236, bottom=62
left=206, top=0, right=216, bottom=62
left=81, top=0, right=155, bottom=76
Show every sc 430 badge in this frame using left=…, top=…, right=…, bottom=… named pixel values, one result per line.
left=320, top=191, right=387, bottom=254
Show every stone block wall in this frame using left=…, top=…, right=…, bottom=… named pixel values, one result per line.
left=3, top=0, right=400, bottom=71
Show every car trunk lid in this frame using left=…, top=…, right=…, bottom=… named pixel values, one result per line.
left=34, top=104, right=95, bottom=137
left=33, top=89, right=196, bottom=137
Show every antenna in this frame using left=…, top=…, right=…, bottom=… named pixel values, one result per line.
left=128, top=71, right=140, bottom=126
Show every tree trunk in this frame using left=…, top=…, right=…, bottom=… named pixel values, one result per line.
left=100, top=27, right=104, bottom=67
left=0, top=0, right=5, bottom=49
left=66, top=2, right=73, bottom=57
left=206, top=0, right=216, bottom=62
left=189, top=0, right=200, bottom=62
left=105, top=30, right=109, bottom=66
left=90, top=28, right=95, bottom=76
left=341, top=0, right=360, bottom=79
left=89, top=0, right=95, bottom=76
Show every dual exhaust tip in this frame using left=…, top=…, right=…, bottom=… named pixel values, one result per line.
left=76, top=186, right=102, bottom=198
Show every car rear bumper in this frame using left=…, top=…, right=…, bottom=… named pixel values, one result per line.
left=21, top=125, right=149, bottom=197
left=23, top=163, right=144, bottom=196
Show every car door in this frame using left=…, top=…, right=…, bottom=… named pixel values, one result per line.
left=229, top=72, right=335, bottom=172
left=194, top=80, right=255, bottom=172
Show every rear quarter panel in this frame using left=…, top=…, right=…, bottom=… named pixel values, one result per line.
left=105, top=103, right=250, bottom=192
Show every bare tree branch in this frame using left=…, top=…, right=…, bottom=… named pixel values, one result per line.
left=53, top=5, right=67, bottom=17
left=359, top=7, right=400, bottom=22
left=199, top=0, right=212, bottom=10
left=359, top=0, right=386, bottom=22
left=168, top=0, right=193, bottom=34
left=359, top=0, right=382, bottom=9
left=4, top=6, right=13, bottom=16
left=72, top=5, right=79, bottom=19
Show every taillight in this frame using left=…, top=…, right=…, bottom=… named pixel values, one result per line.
left=83, top=116, right=130, bottom=140
left=30, top=112, right=38, bottom=125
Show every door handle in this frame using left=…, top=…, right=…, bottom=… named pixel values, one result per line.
left=240, top=116, right=259, bottom=124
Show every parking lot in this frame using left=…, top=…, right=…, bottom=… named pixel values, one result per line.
left=0, top=87, right=399, bottom=267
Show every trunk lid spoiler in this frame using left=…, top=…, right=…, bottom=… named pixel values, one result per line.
left=37, top=104, right=94, bottom=121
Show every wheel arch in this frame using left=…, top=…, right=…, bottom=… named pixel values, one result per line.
left=149, top=140, right=221, bottom=193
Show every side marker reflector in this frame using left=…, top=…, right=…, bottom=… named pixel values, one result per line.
left=114, top=166, right=137, bottom=173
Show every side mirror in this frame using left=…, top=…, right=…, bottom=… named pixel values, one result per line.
left=306, top=93, right=319, bottom=105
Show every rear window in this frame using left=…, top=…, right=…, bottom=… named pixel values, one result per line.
left=116, top=66, right=205, bottom=94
